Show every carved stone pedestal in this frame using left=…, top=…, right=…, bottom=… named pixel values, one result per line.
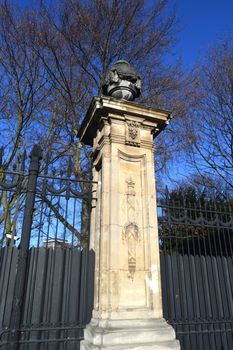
left=78, top=96, right=180, bottom=350
left=81, top=318, right=179, bottom=349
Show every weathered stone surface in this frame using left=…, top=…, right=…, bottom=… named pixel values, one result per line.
left=81, top=318, right=180, bottom=349
left=82, top=343, right=179, bottom=350
left=77, top=96, right=172, bottom=146
left=78, top=96, right=179, bottom=349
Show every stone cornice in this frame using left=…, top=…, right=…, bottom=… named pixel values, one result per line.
left=78, top=96, right=172, bottom=146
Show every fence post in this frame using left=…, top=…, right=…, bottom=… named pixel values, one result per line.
left=8, top=145, right=42, bottom=349
left=81, top=190, right=92, bottom=248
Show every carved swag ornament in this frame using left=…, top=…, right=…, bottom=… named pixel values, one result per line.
left=122, top=177, right=140, bottom=280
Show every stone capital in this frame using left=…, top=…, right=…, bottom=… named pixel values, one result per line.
left=78, top=96, right=172, bottom=148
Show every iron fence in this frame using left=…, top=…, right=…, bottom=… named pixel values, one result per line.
left=1, top=147, right=233, bottom=350
left=0, top=145, right=95, bottom=349
left=0, top=145, right=94, bottom=249
left=158, top=194, right=233, bottom=350
left=158, top=194, right=233, bottom=257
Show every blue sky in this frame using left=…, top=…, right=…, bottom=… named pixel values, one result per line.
left=160, top=0, right=233, bottom=185
left=174, top=0, right=233, bottom=68
left=18, top=0, right=233, bottom=68
left=14, top=0, right=233, bottom=186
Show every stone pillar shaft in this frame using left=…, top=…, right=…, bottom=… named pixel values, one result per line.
left=78, top=96, right=179, bottom=349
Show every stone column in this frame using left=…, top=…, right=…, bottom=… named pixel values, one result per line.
left=78, top=96, right=180, bottom=350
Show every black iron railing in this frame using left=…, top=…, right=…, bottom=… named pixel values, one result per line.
left=0, top=145, right=95, bottom=249
left=0, top=145, right=95, bottom=349
left=158, top=194, right=233, bottom=350
left=158, top=196, right=233, bottom=257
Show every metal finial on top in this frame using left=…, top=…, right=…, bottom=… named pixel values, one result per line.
left=102, top=60, right=141, bottom=101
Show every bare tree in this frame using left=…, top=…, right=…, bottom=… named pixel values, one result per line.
left=0, top=2, right=50, bottom=240
left=180, top=40, right=233, bottom=192
left=0, top=0, right=183, bottom=243
left=29, top=0, right=184, bottom=172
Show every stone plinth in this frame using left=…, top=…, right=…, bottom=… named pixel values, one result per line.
left=78, top=96, right=179, bottom=349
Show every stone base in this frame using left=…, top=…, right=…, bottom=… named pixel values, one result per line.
left=80, top=318, right=180, bottom=349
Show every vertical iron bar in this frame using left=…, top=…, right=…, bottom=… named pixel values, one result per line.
left=72, top=198, right=77, bottom=247
left=8, top=145, right=42, bottom=349
left=81, top=185, right=92, bottom=249
left=1, top=191, right=10, bottom=247
left=179, top=197, right=185, bottom=255
left=226, top=195, right=233, bottom=257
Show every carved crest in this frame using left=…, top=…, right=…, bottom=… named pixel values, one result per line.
left=128, top=127, right=138, bottom=140
left=126, top=120, right=140, bottom=147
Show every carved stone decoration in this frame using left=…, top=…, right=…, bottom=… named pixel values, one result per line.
left=122, top=177, right=140, bottom=280
left=129, top=127, right=138, bottom=139
left=123, top=222, right=140, bottom=280
left=102, top=60, right=141, bottom=101
left=126, top=120, right=140, bottom=147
